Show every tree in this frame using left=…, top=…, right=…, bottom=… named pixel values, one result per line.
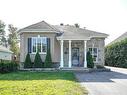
left=74, top=23, right=80, bottom=28
left=0, top=20, right=6, bottom=46
left=44, top=49, right=52, bottom=68
left=34, top=52, right=43, bottom=68
left=87, top=51, right=94, bottom=68
left=24, top=53, right=32, bottom=68
left=8, top=24, right=19, bottom=55
left=105, top=38, right=127, bottom=68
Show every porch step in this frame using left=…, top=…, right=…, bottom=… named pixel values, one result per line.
left=60, top=67, right=90, bottom=72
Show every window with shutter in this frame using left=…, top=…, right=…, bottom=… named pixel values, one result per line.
left=88, top=48, right=98, bottom=62
left=31, top=37, right=48, bottom=54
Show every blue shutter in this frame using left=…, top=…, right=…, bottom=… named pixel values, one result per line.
left=28, top=38, right=32, bottom=53
left=47, top=38, right=50, bottom=51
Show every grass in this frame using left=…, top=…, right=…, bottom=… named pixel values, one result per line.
left=0, top=71, right=88, bottom=95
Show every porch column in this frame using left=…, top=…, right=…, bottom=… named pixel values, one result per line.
left=84, top=40, right=87, bottom=68
left=68, top=40, right=72, bottom=68
left=60, top=40, right=64, bottom=68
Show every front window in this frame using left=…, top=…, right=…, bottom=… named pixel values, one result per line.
left=88, top=48, right=98, bottom=62
left=32, top=37, right=47, bottom=53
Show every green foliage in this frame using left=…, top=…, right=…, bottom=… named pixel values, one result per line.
left=0, top=20, right=6, bottom=46
left=24, top=53, right=32, bottom=68
left=87, top=51, right=94, bottom=68
left=105, top=38, right=127, bottom=68
left=96, top=65, right=105, bottom=69
left=44, top=49, right=52, bottom=68
left=34, top=52, right=43, bottom=68
left=8, top=24, right=19, bottom=55
left=74, top=23, right=80, bottom=28
left=0, top=61, right=18, bottom=73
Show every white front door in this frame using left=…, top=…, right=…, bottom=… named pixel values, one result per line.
left=72, top=48, right=79, bottom=66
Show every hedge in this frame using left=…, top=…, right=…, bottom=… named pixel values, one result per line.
left=34, top=52, right=43, bottom=68
left=24, top=53, right=32, bottom=68
left=0, top=61, right=18, bottom=73
left=105, top=38, right=127, bottom=68
left=44, top=49, right=52, bottom=68
left=87, top=51, right=94, bottom=68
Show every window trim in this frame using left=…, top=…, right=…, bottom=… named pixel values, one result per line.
left=88, top=47, right=98, bottom=63
left=31, top=37, right=47, bottom=54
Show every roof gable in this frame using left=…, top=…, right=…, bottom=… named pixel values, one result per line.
left=19, top=21, right=58, bottom=33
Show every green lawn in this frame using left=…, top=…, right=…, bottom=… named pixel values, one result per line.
left=0, top=71, right=87, bottom=95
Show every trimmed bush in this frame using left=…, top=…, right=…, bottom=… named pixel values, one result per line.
left=0, top=61, right=18, bottom=73
left=87, top=51, right=94, bottom=68
left=34, top=52, right=43, bottom=68
left=24, top=53, right=32, bottom=68
left=44, top=49, right=52, bottom=68
left=105, top=38, right=127, bottom=68
left=96, top=65, right=105, bottom=69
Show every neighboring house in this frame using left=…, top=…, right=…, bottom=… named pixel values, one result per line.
left=0, top=45, right=13, bottom=60
left=19, top=21, right=108, bottom=68
left=108, top=32, right=127, bottom=46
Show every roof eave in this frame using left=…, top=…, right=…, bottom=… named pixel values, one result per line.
left=56, top=37, right=90, bottom=40
left=18, top=30, right=59, bottom=34
left=90, top=35, right=109, bottom=39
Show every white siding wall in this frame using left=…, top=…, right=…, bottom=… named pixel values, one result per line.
left=0, top=52, right=12, bottom=60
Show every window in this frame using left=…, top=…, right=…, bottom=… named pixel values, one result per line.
left=88, top=48, right=98, bottom=62
left=32, top=37, right=47, bottom=53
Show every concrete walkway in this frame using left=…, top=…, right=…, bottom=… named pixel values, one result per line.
left=75, top=66, right=127, bottom=95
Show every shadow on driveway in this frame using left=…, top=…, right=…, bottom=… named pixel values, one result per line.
left=75, top=71, right=127, bottom=82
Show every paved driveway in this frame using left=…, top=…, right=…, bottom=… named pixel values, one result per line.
left=75, top=67, right=127, bottom=95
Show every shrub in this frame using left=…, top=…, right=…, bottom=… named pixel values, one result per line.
left=105, top=38, right=127, bottom=68
left=34, top=52, right=43, bottom=68
left=44, top=49, right=52, bottom=68
left=0, top=61, right=18, bottom=74
left=87, top=51, right=94, bottom=68
left=96, top=65, right=105, bottom=69
left=24, top=53, right=32, bottom=68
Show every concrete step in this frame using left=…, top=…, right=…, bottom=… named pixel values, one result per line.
left=60, top=67, right=90, bottom=72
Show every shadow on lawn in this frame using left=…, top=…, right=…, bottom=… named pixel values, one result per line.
left=0, top=71, right=75, bottom=81
left=75, top=71, right=127, bottom=82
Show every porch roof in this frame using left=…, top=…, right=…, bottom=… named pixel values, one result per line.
left=54, top=25, right=108, bottom=40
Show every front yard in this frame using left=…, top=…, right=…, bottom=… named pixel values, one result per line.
left=0, top=71, right=87, bottom=95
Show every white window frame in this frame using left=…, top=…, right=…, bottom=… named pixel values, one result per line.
left=88, top=47, right=98, bottom=63
left=31, top=37, right=47, bottom=54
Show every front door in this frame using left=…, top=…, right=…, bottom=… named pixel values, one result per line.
left=72, top=48, right=79, bottom=66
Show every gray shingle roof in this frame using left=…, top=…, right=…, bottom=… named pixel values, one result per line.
left=54, top=25, right=108, bottom=40
left=108, top=32, right=127, bottom=46
left=18, top=21, right=58, bottom=33
left=18, top=21, right=108, bottom=39
left=0, top=46, right=13, bottom=53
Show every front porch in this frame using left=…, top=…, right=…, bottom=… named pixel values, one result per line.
left=59, top=40, right=88, bottom=68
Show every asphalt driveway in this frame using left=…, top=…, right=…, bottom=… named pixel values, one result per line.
left=75, top=66, right=127, bottom=95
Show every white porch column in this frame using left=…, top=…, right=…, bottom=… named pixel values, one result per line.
left=68, top=40, right=72, bottom=68
left=84, top=40, right=87, bottom=68
left=60, top=40, right=64, bottom=68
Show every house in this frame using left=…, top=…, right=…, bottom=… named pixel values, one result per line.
left=108, top=32, right=127, bottom=46
left=19, top=21, right=108, bottom=68
left=0, top=45, right=13, bottom=60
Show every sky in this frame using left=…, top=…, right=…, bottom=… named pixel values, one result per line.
left=0, top=0, right=127, bottom=45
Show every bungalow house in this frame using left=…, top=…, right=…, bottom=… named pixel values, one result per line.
left=0, top=45, right=13, bottom=60
left=19, top=21, right=108, bottom=68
